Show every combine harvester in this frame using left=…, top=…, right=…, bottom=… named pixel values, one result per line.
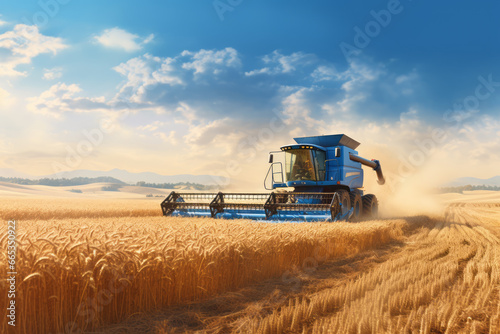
left=161, top=134, right=385, bottom=222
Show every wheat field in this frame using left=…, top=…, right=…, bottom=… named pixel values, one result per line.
left=0, top=197, right=405, bottom=334
left=0, top=197, right=499, bottom=333
left=0, top=197, right=161, bottom=221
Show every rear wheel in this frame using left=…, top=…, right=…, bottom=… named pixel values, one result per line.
left=336, top=190, right=351, bottom=216
left=362, top=194, right=378, bottom=218
left=350, top=191, right=362, bottom=220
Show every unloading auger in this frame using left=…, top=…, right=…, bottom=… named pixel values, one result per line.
left=161, top=134, right=385, bottom=222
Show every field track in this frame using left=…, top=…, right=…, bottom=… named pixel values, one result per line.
left=99, top=204, right=500, bottom=333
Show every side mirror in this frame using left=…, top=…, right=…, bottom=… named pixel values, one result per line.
left=335, top=148, right=341, bottom=157
left=268, top=154, right=274, bottom=163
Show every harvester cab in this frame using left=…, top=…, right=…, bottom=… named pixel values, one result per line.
left=162, top=134, right=384, bottom=222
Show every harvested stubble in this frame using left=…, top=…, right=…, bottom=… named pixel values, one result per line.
left=237, top=204, right=500, bottom=334
left=0, top=215, right=405, bottom=334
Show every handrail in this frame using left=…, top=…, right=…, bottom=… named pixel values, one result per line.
left=264, top=162, right=284, bottom=190
left=264, top=164, right=274, bottom=190
left=272, top=162, right=284, bottom=183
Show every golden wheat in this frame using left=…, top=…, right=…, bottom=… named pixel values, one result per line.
left=0, top=197, right=161, bottom=221
left=0, top=198, right=404, bottom=334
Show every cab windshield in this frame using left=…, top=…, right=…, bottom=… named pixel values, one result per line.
left=285, top=149, right=326, bottom=182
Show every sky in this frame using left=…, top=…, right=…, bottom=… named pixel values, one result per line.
left=0, top=0, right=499, bottom=189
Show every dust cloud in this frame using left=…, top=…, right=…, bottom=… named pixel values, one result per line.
left=360, top=140, right=459, bottom=218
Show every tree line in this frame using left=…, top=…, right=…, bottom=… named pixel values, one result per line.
left=0, top=176, right=215, bottom=190
left=135, top=181, right=217, bottom=190
left=438, top=184, right=500, bottom=194
left=0, top=176, right=125, bottom=186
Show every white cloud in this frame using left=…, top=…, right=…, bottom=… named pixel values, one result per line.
left=245, top=50, right=315, bottom=76
left=280, top=87, right=320, bottom=128
left=26, top=48, right=242, bottom=120
left=183, top=117, right=247, bottom=157
left=27, top=80, right=166, bottom=119
left=26, top=83, right=112, bottom=118
left=340, top=60, right=384, bottom=92
left=42, top=67, right=63, bottom=80
left=450, top=115, right=500, bottom=163
left=154, top=131, right=177, bottom=144
left=27, top=83, right=81, bottom=118
left=137, top=120, right=164, bottom=132
left=173, top=102, right=198, bottom=124
left=142, top=34, right=154, bottom=45
left=0, top=24, right=67, bottom=77
left=181, top=47, right=240, bottom=74
left=136, top=120, right=179, bottom=144
left=0, top=87, right=16, bottom=108
left=113, top=54, right=183, bottom=103
left=94, top=27, right=154, bottom=52
left=396, top=70, right=418, bottom=84
left=311, top=65, right=340, bottom=82
left=112, top=48, right=241, bottom=103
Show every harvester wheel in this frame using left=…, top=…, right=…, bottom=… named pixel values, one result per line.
left=362, top=194, right=378, bottom=218
left=336, top=190, right=351, bottom=216
left=349, top=191, right=362, bottom=220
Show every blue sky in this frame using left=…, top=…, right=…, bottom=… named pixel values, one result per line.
left=0, top=0, right=499, bottom=185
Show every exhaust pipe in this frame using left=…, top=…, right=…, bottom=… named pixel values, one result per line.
left=349, top=153, right=385, bottom=185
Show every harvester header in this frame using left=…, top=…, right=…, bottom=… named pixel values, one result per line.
left=162, top=134, right=384, bottom=222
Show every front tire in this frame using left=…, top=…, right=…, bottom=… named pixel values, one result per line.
left=336, top=190, right=351, bottom=216
left=362, top=194, right=378, bottom=219
left=350, top=191, right=362, bottom=220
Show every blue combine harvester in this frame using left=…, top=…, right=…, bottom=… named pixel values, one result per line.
left=161, top=134, right=385, bottom=222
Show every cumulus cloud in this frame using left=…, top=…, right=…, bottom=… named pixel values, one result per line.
left=339, top=60, right=384, bottom=92
left=311, top=65, right=340, bottom=82
left=26, top=47, right=245, bottom=123
left=0, top=24, right=67, bottom=76
left=112, top=48, right=243, bottom=106
left=42, top=67, right=63, bottom=80
left=245, top=50, right=316, bottom=76
left=26, top=83, right=110, bottom=118
left=112, top=54, right=183, bottom=103
left=181, top=47, right=240, bottom=74
left=94, top=27, right=154, bottom=52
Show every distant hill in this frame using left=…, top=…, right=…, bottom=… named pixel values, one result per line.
left=0, top=176, right=125, bottom=186
left=0, top=176, right=217, bottom=190
left=0, top=168, right=33, bottom=178
left=446, top=176, right=500, bottom=187
left=43, top=168, right=227, bottom=185
left=0, top=168, right=228, bottom=185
